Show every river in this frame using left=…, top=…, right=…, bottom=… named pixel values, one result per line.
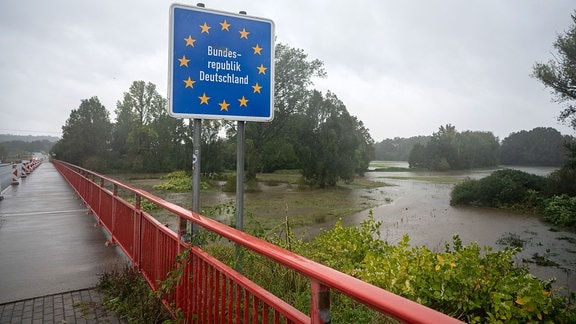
left=347, top=162, right=575, bottom=293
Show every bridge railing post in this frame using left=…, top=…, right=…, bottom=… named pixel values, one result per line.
left=311, top=280, right=331, bottom=324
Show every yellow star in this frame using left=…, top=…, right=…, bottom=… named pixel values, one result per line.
left=220, top=20, right=231, bottom=31
left=252, top=44, right=262, bottom=55
left=239, top=28, right=250, bottom=39
left=219, top=100, right=230, bottom=111
left=252, top=83, right=262, bottom=93
left=184, top=77, right=195, bottom=88
left=238, top=96, right=249, bottom=107
left=184, top=35, right=196, bottom=47
left=200, top=22, right=211, bottom=33
left=178, top=55, right=190, bottom=67
left=257, top=64, right=267, bottom=74
left=198, top=93, right=210, bottom=105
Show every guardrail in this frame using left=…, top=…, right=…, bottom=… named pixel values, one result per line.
left=0, top=160, right=43, bottom=198
left=52, top=160, right=461, bottom=323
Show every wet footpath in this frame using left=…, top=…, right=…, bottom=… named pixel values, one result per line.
left=0, top=162, right=126, bottom=323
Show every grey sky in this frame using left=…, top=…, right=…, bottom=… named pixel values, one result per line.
left=0, top=0, right=574, bottom=141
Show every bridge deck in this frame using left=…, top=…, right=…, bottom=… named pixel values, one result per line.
left=0, top=162, right=125, bottom=323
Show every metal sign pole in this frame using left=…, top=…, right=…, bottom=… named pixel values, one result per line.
left=236, top=120, right=245, bottom=232
left=235, top=120, right=245, bottom=272
left=192, top=118, right=201, bottom=237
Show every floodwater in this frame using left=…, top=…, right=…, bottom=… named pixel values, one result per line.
left=138, top=162, right=576, bottom=292
left=346, top=162, right=576, bottom=293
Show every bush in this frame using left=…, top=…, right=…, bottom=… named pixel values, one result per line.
left=546, top=166, right=576, bottom=196
left=450, top=169, right=546, bottom=208
left=543, top=195, right=576, bottom=227
left=450, top=178, right=479, bottom=205
left=152, top=170, right=210, bottom=191
left=222, top=173, right=236, bottom=192
left=302, top=215, right=575, bottom=322
left=97, top=265, right=171, bottom=323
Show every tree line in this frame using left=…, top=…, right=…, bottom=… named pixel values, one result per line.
left=374, top=126, right=574, bottom=170
left=51, top=43, right=374, bottom=187
left=0, top=139, right=55, bottom=162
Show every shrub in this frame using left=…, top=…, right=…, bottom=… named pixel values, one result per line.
left=97, top=265, right=171, bottom=323
left=152, top=170, right=210, bottom=191
left=450, top=169, right=546, bottom=208
left=125, top=197, right=159, bottom=212
left=543, top=195, right=576, bottom=227
left=303, top=215, right=575, bottom=322
left=546, top=166, right=576, bottom=196
left=222, top=173, right=236, bottom=192
left=450, top=178, right=479, bottom=205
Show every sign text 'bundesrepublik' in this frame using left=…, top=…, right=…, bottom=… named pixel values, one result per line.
left=168, top=5, right=275, bottom=122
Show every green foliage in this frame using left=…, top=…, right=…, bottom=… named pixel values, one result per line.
left=294, top=91, right=374, bottom=187
left=532, top=11, right=576, bottom=131
left=51, top=96, right=112, bottom=166
left=408, top=124, right=499, bottom=171
left=97, top=265, right=171, bottom=323
left=222, top=173, right=236, bottom=192
left=375, top=136, right=430, bottom=161
left=302, top=216, right=575, bottom=322
left=152, top=170, right=209, bottom=191
left=125, top=197, right=159, bottom=213
left=546, top=165, right=576, bottom=196
left=82, top=155, right=109, bottom=172
left=101, top=212, right=575, bottom=323
left=500, top=127, right=571, bottom=166
left=245, top=43, right=326, bottom=179
left=543, top=195, right=576, bottom=227
left=112, top=81, right=187, bottom=173
left=450, top=169, right=546, bottom=208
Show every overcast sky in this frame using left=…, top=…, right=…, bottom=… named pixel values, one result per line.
left=1, top=0, right=575, bottom=142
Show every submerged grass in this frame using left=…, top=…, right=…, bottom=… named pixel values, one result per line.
left=380, top=175, right=465, bottom=183
left=112, top=170, right=390, bottom=231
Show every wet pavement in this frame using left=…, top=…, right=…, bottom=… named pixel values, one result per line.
left=0, top=162, right=126, bottom=322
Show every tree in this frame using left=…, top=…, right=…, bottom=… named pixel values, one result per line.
left=375, top=136, right=430, bottom=161
left=532, top=12, right=576, bottom=130
left=244, top=43, right=326, bottom=178
left=500, top=127, right=570, bottom=166
left=408, top=125, right=499, bottom=170
left=408, top=143, right=426, bottom=168
left=112, top=81, right=176, bottom=171
left=51, top=97, right=112, bottom=170
left=200, top=120, right=228, bottom=174
left=295, top=91, right=373, bottom=187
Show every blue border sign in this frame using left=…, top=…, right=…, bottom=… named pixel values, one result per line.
left=168, top=4, right=275, bottom=122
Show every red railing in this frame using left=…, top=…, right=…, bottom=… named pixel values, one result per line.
left=53, top=160, right=461, bottom=323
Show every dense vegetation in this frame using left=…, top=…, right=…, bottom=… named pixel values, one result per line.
left=97, top=213, right=575, bottom=323
left=50, top=44, right=373, bottom=188
left=375, top=127, right=574, bottom=170
left=450, top=10, right=576, bottom=228
left=500, top=127, right=572, bottom=166
left=450, top=169, right=576, bottom=228
left=408, top=124, right=500, bottom=171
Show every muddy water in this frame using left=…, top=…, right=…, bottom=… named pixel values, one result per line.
left=348, top=162, right=576, bottom=292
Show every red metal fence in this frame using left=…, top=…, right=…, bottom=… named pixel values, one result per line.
left=53, top=160, right=461, bottom=323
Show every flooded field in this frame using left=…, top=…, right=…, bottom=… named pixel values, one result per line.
left=124, top=162, right=575, bottom=293
left=348, top=162, right=575, bottom=292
